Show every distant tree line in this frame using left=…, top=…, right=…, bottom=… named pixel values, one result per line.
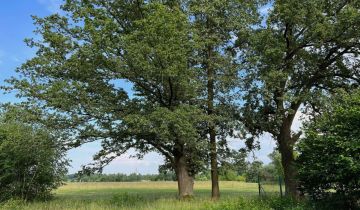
left=67, top=172, right=176, bottom=182
left=218, top=150, right=283, bottom=183
left=69, top=150, right=283, bottom=184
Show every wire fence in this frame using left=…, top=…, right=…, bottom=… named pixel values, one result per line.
left=257, top=174, right=284, bottom=198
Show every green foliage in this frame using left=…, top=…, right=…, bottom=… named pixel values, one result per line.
left=110, top=193, right=144, bottom=208
left=219, top=169, right=237, bottom=181
left=219, top=149, right=248, bottom=177
left=0, top=199, right=25, bottom=210
left=0, top=107, right=68, bottom=202
left=195, top=171, right=211, bottom=181
left=123, top=105, right=209, bottom=175
left=240, top=0, right=360, bottom=196
left=264, top=196, right=309, bottom=210
left=6, top=0, right=212, bottom=179
left=217, top=149, right=283, bottom=182
left=203, top=196, right=309, bottom=210
left=268, top=151, right=284, bottom=178
left=3, top=0, right=360, bottom=201
left=4, top=1, right=265, bottom=197
left=297, top=89, right=360, bottom=209
left=245, top=161, right=263, bottom=183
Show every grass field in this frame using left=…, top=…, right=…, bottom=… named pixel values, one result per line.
left=0, top=181, right=301, bottom=210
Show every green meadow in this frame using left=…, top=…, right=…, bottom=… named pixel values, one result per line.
left=0, top=181, right=309, bottom=210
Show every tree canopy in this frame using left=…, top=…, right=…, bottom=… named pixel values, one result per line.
left=6, top=0, right=261, bottom=199
left=239, top=0, right=360, bottom=197
left=3, top=0, right=360, bottom=200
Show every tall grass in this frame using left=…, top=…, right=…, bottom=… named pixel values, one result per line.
left=0, top=181, right=309, bottom=210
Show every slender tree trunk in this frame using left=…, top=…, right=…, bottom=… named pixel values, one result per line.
left=174, top=154, right=194, bottom=199
left=278, top=123, right=300, bottom=199
left=207, top=47, right=220, bottom=200
left=210, top=126, right=220, bottom=200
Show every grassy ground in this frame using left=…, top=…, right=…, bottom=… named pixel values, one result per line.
left=0, top=181, right=303, bottom=210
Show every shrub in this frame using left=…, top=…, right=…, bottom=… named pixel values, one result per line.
left=0, top=113, right=68, bottom=202
left=297, top=90, right=360, bottom=209
left=219, top=169, right=238, bottom=181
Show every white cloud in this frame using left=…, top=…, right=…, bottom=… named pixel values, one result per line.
left=37, top=0, right=64, bottom=14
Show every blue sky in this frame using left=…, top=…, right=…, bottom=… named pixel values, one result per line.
left=0, top=0, right=289, bottom=175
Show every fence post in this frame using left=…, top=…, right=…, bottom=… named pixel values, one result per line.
left=279, top=176, right=283, bottom=198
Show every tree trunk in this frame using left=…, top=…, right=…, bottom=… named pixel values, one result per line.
left=207, top=47, right=220, bottom=200
left=210, top=126, right=220, bottom=200
left=175, top=155, right=194, bottom=199
left=278, top=124, right=300, bottom=199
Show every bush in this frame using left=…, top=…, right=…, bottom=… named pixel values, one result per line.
left=195, top=171, right=210, bottom=181
left=0, top=114, right=68, bottom=202
left=297, top=90, right=360, bottom=209
left=220, top=169, right=238, bottom=181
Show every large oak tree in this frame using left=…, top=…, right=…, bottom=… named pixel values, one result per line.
left=6, top=0, right=260, bottom=199
left=239, top=0, right=360, bottom=198
left=8, top=1, right=207, bottom=198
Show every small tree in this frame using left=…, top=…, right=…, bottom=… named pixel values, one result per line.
left=218, top=149, right=248, bottom=177
left=245, top=160, right=263, bottom=183
left=268, top=150, right=284, bottom=178
left=0, top=107, right=68, bottom=201
left=297, top=90, right=360, bottom=208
